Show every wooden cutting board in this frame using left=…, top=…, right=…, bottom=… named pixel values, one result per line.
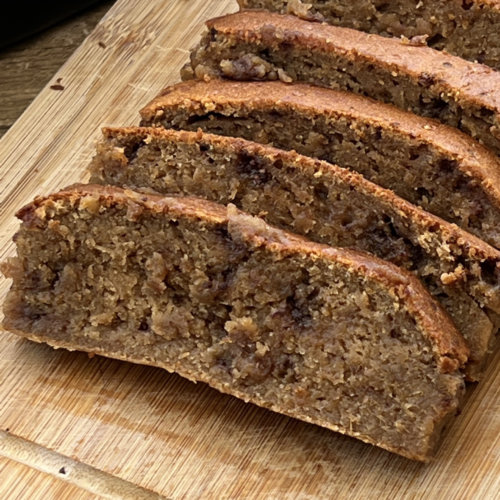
left=0, top=1, right=498, bottom=498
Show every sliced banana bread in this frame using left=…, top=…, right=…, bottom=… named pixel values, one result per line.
left=140, top=80, right=500, bottom=248
left=238, top=0, right=500, bottom=71
left=89, top=127, right=500, bottom=380
left=183, top=11, right=500, bottom=156
left=1, top=184, right=468, bottom=461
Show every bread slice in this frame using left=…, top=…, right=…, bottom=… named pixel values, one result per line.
left=1, top=184, right=468, bottom=461
left=237, top=0, right=500, bottom=71
left=140, top=80, right=500, bottom=249
left=183, top=11, right=500, bottom=156
left=89, top=127, right=500, bottom=380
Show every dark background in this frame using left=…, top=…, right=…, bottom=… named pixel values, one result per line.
left=0, top=1, right=113, bottom=138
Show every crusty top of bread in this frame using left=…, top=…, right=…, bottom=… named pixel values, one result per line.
left=17, top=183, right=468, bottom=372
left=205, top=11, right=500, bottom=114
left=141, top=79, right=500, bottom=206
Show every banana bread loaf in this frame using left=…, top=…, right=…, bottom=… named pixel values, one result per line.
left=1, top=184, right=468, bottom=461
left=89, top=127, right=500, bottom=380
left=140, top=80, right=500, bottom=248
left=182, top=11, right=500, bottom=156
left=237, top=0, right=500, bottom=71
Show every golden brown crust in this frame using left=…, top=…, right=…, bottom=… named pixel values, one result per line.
left=204, top=11, right=500, bottom=114
left=16, top=183, right=469, bottom=372
left=141, top=79, right=500, bottom=208
left=16, top=184, right=229, bottom=226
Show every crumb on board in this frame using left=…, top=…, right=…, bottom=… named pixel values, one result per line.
left=50, top=77, right=65, bottom=91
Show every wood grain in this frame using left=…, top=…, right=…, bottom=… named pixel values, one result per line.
left=0, top=0, right=498, bottom=498
left=0, top=431, right=163, bottom=499
left=0, top=456, right=99, bottom=500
